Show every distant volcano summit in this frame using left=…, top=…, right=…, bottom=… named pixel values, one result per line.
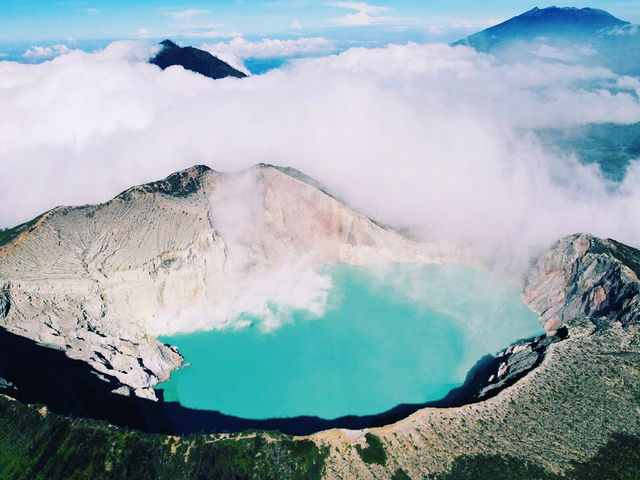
left=150, top=39, right=246, bottom=80
left=455, top=6, right=629, bottom=50
left=454, top=6, right=638, bottom=76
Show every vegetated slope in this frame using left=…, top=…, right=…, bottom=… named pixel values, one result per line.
left=318, top=233, right=640, bottom=479
left=535, top=123, right=640, bottom=182
left=150, top=39, right=246, bottom=79
left=0, top=389, right=636, bottom=480
left=0, top=220, right=638, bottom=477
left=0, top=161, right=638, bottom=477
left=0, top=164, right=433, bottom=399
left=0, top=394, right=328, bottom=480
left=436, top=433, right=640, bottom=480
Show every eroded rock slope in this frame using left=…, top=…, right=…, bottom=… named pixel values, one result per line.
left=524, top=233, right=640, bottom=330
left=316, top=232, right=640, bottom=479
left=0, top=164, right=433, bottom=399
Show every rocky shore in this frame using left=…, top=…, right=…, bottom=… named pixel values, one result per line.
left=0, top=165, right=638, bottom=478
left=317, top=233, right=640, bottom=479
left=0, top=164, right=436, bottom=401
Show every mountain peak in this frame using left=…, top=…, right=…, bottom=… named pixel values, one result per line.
left=0, top=163, right=429, bottom=396
left=455, top=5, right=629, bottom=52
left=159, top=39, right=179, bottom=49
left=121, top=165, right=213, bottom=200
left=519, top=6, right=627, bottom=23
left=490, top=5, right=628, bottom=31
left=150, top=39, right=246, bottom=80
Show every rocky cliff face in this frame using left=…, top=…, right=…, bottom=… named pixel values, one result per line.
left=466, top=232, right=640, bottom=407
left=397, top=232, right=640, bottom=426
left=0, top=164, right=434, bottom=399
left=523, top=233, right=640, bottom=331
left=317, top=234, right=640, bottom=479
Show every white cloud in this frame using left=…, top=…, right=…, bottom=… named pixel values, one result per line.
left=426, top=25, right=444, bottom=35
left=1, top=40, right=640, bottom=282
left=173, top=18, right=242, bottom=39
left=328, top=1, right=388, bottom=15
left=426, top=18, right=500, bottom=35
left=180, top=21, right=227, bottom=30
left=163, top=9, right=210, bottom=20
left=608, top=24, right=639, bottom=36
left=185, top=30, right=243, bottom=39
left=150, top=264, right=332, bottom=334
left=534, top=44, right=597, bottom=62
left=138, top=28, right=150, bottom=39
left=290, top=20, right=303, bottom=30
left=614, top=75, right=640, bottom=98
left=202, top=37, right=335, bottom=59
left=327, top=1, right=398, bottom=26
left=22, top=44, right=71, bottom=60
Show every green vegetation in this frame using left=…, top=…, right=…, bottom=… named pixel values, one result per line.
left=438, top=454, right=556, bottom=480
left=0, top=396, right=328, bottom=480
left=355, top=433, right=386, bottom=466
left=0, top=386, right=638, bottom=480
left=536, top=122, right=640, bottom=182
left=0, top=214, right=42, bottom=248
left=438, top=433, right=640, bottom=480
left=0, top=226, right=21, bottom=248
left=608, top=239, right=640, bottom=280
left=391, top=467, right=411, bottom=480
left=568, top=433, right=640, bottom=480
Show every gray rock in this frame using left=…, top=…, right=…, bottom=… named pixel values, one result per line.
left=0, top=377, right=16, bottom=391
left=0, top=164, right=438, bottom=399
left=477, top=329, right=566, bottom=399
left=524, top=233, right=640, bottom=331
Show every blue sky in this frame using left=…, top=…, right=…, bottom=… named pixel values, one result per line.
left=1, top=0, right=639, bottom=46
left=0, top=0, right=638, bottom=65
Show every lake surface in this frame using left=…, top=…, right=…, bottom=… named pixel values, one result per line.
left=157, top=264, right=541, bottom=419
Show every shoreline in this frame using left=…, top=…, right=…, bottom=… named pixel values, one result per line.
left=0, top=325, right=564, bottom=436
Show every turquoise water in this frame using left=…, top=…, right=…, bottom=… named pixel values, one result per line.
left=157, top=264, right=542, bottom=419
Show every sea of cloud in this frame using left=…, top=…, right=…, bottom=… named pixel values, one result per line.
left=1, top=40, right=639, bottom=281
left=202, top=36, right=335, bottom=60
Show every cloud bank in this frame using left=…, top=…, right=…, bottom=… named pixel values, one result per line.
left=327, top=1, right=398, bottom=26
left=23, top=44, right=71, bottom=59
left=202, top=37, right=335, bottom=59
left=1, top=40, right=639, bottom=280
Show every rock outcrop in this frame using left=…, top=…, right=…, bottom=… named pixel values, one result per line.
left=465, top=327, right=568, bottom=401
left=0, top=164, right=434, bottom=399
left=523, top=233, right=640, bottom=331
left=317, top=234, right=640, bottom=479
left=419, top=233, right=640, bottom=411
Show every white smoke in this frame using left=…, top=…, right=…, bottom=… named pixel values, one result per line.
left=149, top=263, right=332, bottom=335
left=1, top=40, right=639, bottom=277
